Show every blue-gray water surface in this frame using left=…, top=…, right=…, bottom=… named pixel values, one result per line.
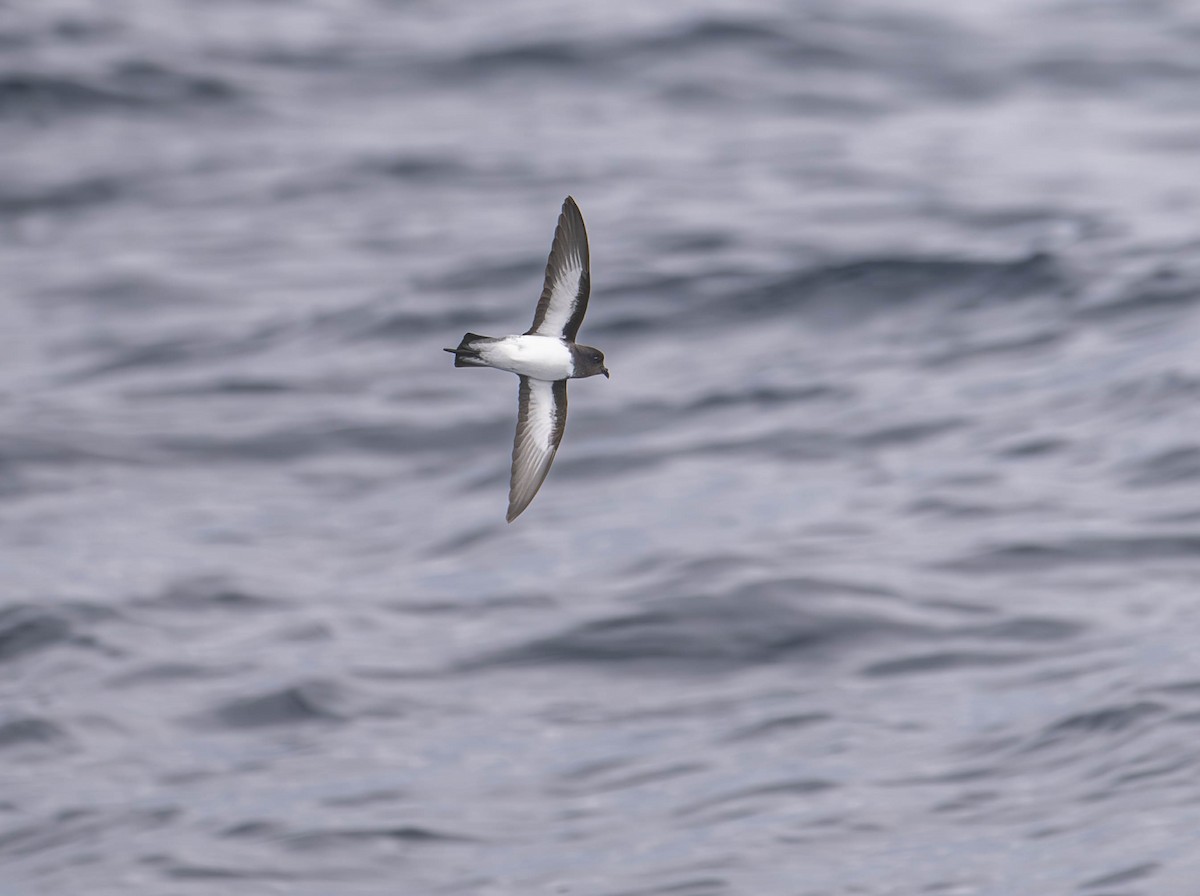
left=4, top=1, right=1200, bottom=893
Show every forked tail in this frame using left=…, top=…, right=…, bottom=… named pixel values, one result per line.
left=443, top=332, right=493, bottom=368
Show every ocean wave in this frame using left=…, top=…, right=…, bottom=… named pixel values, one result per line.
left=0, top=63, right=240, bottom=120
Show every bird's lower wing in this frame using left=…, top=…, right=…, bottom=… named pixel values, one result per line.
left=508, top=377, right=568, bottom=522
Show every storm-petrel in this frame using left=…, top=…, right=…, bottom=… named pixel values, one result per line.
left=444, top=196, right=608, bottom=522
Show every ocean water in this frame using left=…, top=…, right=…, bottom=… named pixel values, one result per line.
left=4, top=1, right=1200, bottom=893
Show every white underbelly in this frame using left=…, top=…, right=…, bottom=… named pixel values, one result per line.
left=480, top=335, right=573, bottom=381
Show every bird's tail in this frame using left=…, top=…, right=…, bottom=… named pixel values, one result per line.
left=443, top=332, right=493, bottom=368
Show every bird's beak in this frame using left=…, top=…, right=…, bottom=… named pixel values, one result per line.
left=602, top=368, right=610, bottom=379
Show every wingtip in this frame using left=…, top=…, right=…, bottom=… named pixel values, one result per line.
left=506, top=489, right=534, bottom=521
left=505, top=492, right=525, bottom=522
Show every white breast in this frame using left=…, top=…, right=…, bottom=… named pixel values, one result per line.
left=479, top=335, right=574, bottom=381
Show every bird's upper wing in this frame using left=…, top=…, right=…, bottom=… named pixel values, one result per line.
left=508, top=376, right=568, bottom=522
left=526, top=196, right=591, bottom=342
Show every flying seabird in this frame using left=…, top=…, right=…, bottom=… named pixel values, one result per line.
left=444, top=196, right=608, bottom=522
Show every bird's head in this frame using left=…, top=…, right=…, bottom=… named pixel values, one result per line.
left=575, top=345, right=609, bottom=379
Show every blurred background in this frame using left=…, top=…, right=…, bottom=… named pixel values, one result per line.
left=3, top=0, right=1200, bottom=893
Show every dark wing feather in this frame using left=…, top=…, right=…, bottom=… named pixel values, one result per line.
left=507, top=377, right=568, bottom=522
left=526, top=196, right=591, bottom=342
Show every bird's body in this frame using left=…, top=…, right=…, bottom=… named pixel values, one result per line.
left=443, top=197, right=607, bottom=522
left=450, top=333, right=575, bottom=381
